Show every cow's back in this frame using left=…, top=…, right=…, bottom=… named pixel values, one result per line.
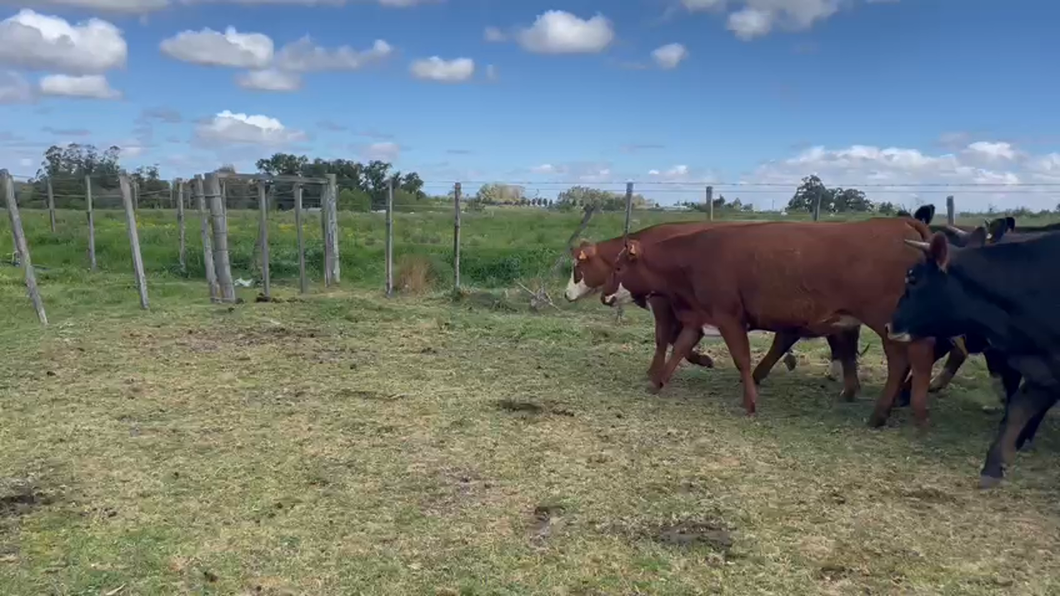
left=670, top=218, right=931, bottom=331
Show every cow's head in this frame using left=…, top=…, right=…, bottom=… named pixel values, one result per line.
left=565, top=241, right=612, bottom=301
left=601, top=239, right=655, bottom=307
left=913, top=204, right=935, bottom=225
left=985, top=216, right=1016, bottom=242
left=888, top=232, right=972, bottom=342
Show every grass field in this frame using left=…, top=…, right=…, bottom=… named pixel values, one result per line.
left=1, top=208, right=1059, bottom=595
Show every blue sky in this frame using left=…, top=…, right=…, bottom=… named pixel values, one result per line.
left=1, top=0, right=1059, bottom=210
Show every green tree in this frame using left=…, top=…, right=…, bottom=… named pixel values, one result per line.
left=338, top=188, right=371, bottom=212
left=555, top=185, right=655, bottom=211
left=475, top=183, right=526, bottom=204
left=787, top=175, right=874, bottom=214
left=33, top=143, right=123, bottom=206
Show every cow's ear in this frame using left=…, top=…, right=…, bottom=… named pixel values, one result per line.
left=626, top=240, right=642, bottom=260
left=572, top=241, right=595, bottom=260
left=929, top=232, right=950, bottom=269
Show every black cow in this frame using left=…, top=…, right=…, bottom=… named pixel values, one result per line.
left=888, top=230, right=1060, bottom=488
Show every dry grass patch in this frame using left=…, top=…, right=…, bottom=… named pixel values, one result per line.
left=0, top=287, right=1058, bottom=595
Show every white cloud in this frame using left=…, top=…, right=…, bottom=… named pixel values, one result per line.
left=747, top=141, right=1058, bottom=210
left=362, top=141, right=400, bottom=161
left=728, top=7, right=773, bottom=39
left=966, top=141, right=1016, bottom=161
left=0, top=70, right=33, bottom=104
left=0, top=10, right=127, bottom=74
left=160, top=26, right=273, bottom=68
left=531, top=164, right=555, bottom=173
left=516, top=11, right=614, bottom=54
left=0, top=0, right=170, bottom=13
left=19, top=157, right=33, bottom=168
left=236, top=69, right=301, bottom=92
left=275, top=37, right=391, bottom=71
left=651, top=43, right=688, bottom=69
left=195, top=110, right=306, bottom=145
left=484, top=26, right=506, bottom=42
left=39, top=74, right=121, bottom=99
left=684, top=0, right=874, bottom=40
left=485, top=64, right=497, bottom=81
left=409, top=56, right=474, bottom=82
left=682, top=0, right=727, bottom=10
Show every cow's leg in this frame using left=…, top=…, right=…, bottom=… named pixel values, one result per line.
left=907, top=338, right=936, bottom=429
left=868, top=337, right=910, bottom=428
left=649, top=324, right=701, bottom=394
left=831, top=328, right=862, bottom=401
left=826, top=330, right=858, bottom=382
left=979, top=383, right=1058, bottom=488
left=650, top=297, right=714, bottom=372
left=716, top=319, right=757, bottom=416
left=646, top=297, right=675, bottom=380
left=897, top=338, right=950, bottom=407
left=929, top=344, right=967, bottom=393
left=751, top=331, right=799, bottom=385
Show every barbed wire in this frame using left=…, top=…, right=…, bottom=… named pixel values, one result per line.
left=6, top=171, right=1060, bottom=189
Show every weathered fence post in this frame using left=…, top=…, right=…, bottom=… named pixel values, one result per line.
left=194, top=175, right=219, bottom=301
left=85, top=175, right=96, bottom=271
left=623, top=181, right=634, bottom=235
left=946, top=195, right=955, bottom=226
left=294, top=181, right=307, bottom=294
left=812, top=189, right=822, bottom=221
left=325, top=173, right=340, bottom=284
left=46, top=176, right=56, bottom=233
left=320, top=185, right=329, bottom=284
left=176, top=179, right=186, bottom=274
left=706, top=185, right=714, bottom=221
left=257, top=181, right=271, bottom=300
left=118, top=174, right=149, bottom=310
left=453, top=182, right=462, bottom=291
left=2, top=170, right=47, bottom=324
left=206, top=172, right=236, bottom=303
left=132, top=179, right=139, bottom=210
left=385, top=177, right=394, bottom=297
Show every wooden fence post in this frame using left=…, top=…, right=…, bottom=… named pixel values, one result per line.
left=320, top=185, right=329, bottom=285
left=132, top=179, right=139, bottom=210
left=46, top=176, right=56, bottom=233
left=206, top=172, right=236, bottom=303
left=118, top=174, right=149, bottom=310
left=385, top=177, right=394, bottom=296
left=453, top=182, right=461, bottom=291
left=623, top=181, right=634, bottom=235
left=85, top=175, right=96, bottom=271
left=325, top=173, right=340, bottom=284
left=946, top=195, right=955, bottom=226
left=294, top=181, right=307, bottom=294
left=194, top=175, right=219, bottom=302
left=706, top=185, right=714, bottom=221
left=2, top=170, right=47, bottom=324
left=257, top=181, right=271, bottom=300
left=177, top=179, right=186, bottom=274
left=812, top=189, right=822, bottom=221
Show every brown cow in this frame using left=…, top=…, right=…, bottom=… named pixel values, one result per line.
left=601, top=218, right=937, bottom=427
left=567, top=222, right=863, bottom=396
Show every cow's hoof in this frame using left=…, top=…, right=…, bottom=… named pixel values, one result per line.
left=838, top=389, right=857, bottom=402
left=647, top=383, right=663, bottom=395
left=978, top=475, right=1003, bottom=490
left=782, top=353, right=798, bottom=371
left=1019, top=441, right=1035, bottom=453
left=867, top=413, right=888, bottom=428
left=688, top=352, right=715, bottom=368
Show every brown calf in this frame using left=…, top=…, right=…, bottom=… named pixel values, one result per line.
left=567, top=222, right=862, bottom=395
left=601, top=218, right=937, bottom=427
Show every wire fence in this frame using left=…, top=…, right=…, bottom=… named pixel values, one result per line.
left=3, top=166, right=1060, bottom=326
